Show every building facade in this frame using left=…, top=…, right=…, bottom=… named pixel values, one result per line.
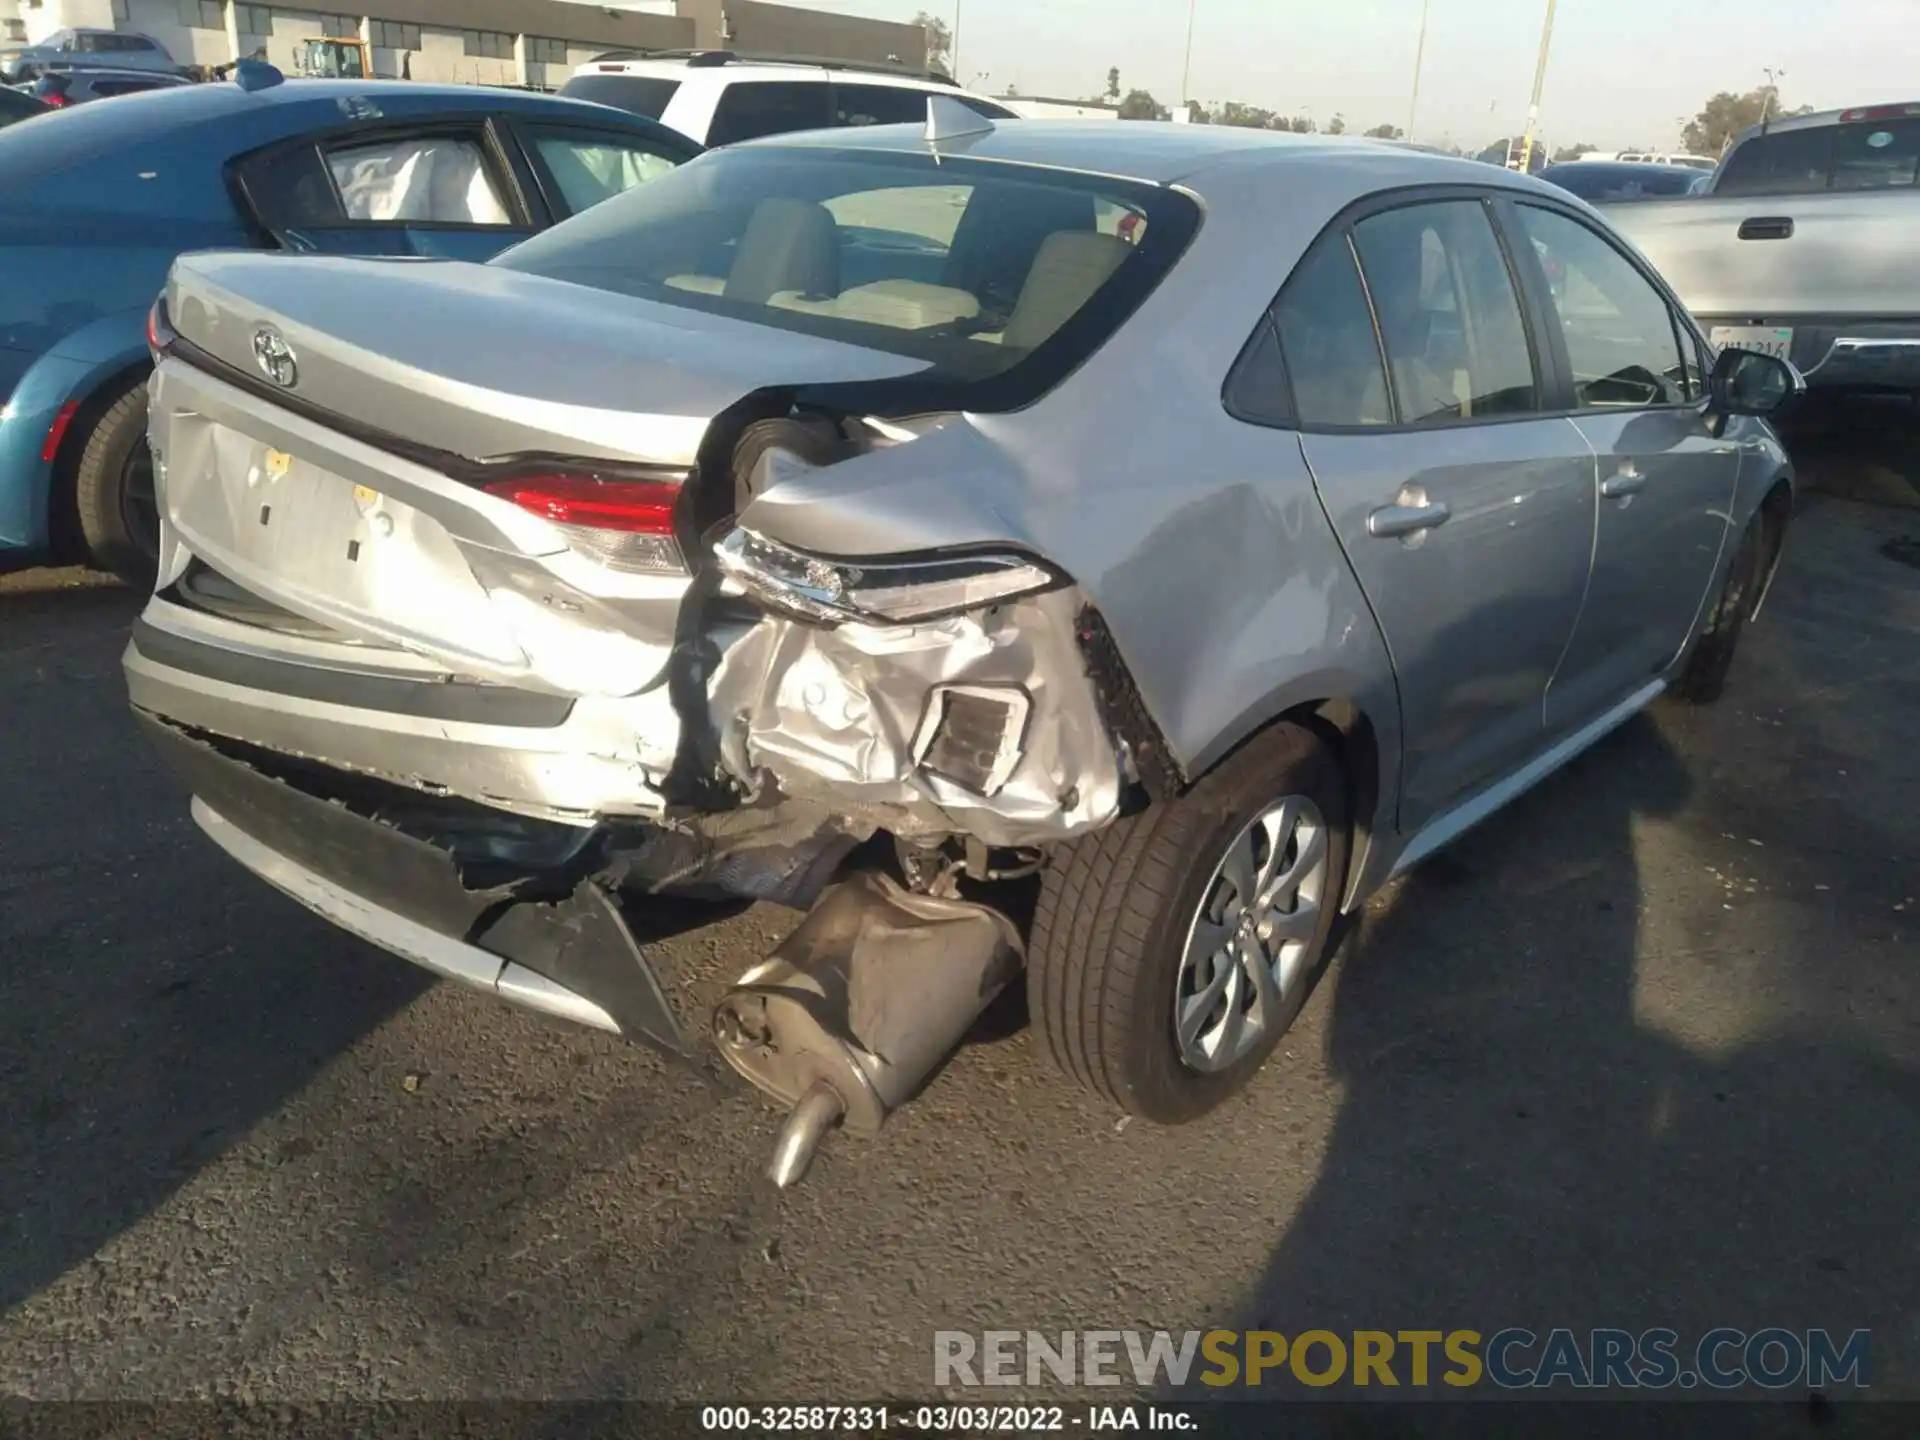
left=7, top=0, right=927, bottom=87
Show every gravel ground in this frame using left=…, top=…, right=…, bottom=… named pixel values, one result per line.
left=0, top=490, right=1915, bottom=1405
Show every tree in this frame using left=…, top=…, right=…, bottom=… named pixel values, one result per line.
left=1278, top=114, right=1316, bottom=134
left=1364, top=122, right=1404, bottom=140
left=1105, top=66, right=1121, bottom=102
left=1216, top=100, right=1278, bottom=129
left=1553, top=143, right=1597, bottom=161
left=1183, top=99, right=1212, bottom=124
left=1681, top=86, right=1813, bottom=156
left=1116, top=88, right=1170, bottom=121
left=913, top=11, right=952, bottom=74
left=1325, top=113, right=1346, bottom=136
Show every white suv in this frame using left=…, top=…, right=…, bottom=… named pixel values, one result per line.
left=558, top=49, right=1017, bottom=147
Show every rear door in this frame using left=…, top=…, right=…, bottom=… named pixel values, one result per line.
left=1506, top=200, right=1737, bottom=731
left=1277, top=192, right=1598, bottom=831
left=232, top=118, right=538, bottom=261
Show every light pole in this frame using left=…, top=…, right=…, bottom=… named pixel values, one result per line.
left=950, top=0, right=962, bottom=81
left=1761, top=65, right=1784, bottom=126
left=1407, top=0, right=1430, bottom=142
left=1180, top=0, right=1198, bottom=115
left=1516, top=0, right=1557, bottom=173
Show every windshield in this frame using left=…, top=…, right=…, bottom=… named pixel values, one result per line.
left=495, top=145, right=1199, bottom=402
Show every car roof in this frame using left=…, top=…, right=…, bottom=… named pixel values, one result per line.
left=749, top=117, right=1540, bottom=190
left=0, top=77, right=686, bottom=181
left=582, top=56, right=978, bottom=94
left=47, top=66, right=192, bottom=82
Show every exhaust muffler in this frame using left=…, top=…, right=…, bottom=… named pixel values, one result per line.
left=713, top=869, right=1022, bottom=1188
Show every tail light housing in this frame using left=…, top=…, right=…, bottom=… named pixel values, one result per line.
left=483, top=473, right=685, bottom=575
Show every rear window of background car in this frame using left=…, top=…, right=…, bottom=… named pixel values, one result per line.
left=557, top=73, right=681, bottom=122
left=1830, top=119, right=1920, bottom=190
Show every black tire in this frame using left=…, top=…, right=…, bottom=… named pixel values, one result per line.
left=1028, top=722, right=1351, bottom=1123
left=71, top=375, right=159, bottom=588
left=1670, top=512, right=1769, bottom=705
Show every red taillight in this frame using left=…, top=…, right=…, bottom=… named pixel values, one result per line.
left=42, top=93, right=69, bottom=108
left=41, top=400, right=80, bottom=463
left=145, top=303, right=161, bottom=349
left=484, top=475, right=680, bottom=533
left=483, top=474, right=685, bottom=575
left=1840, top=104, right=1920, bottom=122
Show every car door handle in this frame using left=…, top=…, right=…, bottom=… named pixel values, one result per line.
left=1367, top=499, right=1452, bottom=538
left=1737, top=216, right=1794, bottom=241
left=1600, top=470, right=1647, bottom=499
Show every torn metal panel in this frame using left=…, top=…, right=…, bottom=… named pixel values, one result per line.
left=705, top=586, right=1123, bottom=848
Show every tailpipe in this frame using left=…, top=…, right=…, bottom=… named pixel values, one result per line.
left=714, top=869, right=1023, bottom=1188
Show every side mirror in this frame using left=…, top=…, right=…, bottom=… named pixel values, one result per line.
left=1707, top=346, right=1804, bottom=422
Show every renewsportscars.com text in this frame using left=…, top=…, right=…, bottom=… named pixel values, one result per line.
left=934, top=1328, right=1871, bottom=1391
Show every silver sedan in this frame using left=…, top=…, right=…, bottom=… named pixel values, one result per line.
left=125, top=106, right=1800, bottom=1182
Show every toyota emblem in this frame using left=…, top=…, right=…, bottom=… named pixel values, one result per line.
left=252, top=327, right=298, bottom=388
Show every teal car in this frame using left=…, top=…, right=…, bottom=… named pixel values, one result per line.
left=0, top=62, right=698, bottom=582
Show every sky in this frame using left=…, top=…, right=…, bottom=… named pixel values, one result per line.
left=786, top=0, right=1920, bottom=150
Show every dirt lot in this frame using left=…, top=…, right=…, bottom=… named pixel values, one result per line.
left=0, top=483, right=1915, bottom=1404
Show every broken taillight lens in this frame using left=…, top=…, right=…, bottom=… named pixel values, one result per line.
left=483, top=474, right=685, bottom=575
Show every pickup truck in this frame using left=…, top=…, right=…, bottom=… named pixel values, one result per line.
left=1603, top=102, right=1920, bottom=419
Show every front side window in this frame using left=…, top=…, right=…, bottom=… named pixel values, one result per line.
left=530, top=130, right=682, bottom=215
left=706, top=82, right=834, bottom=146
left=1515, top=204, right=1690, bottom=408
left=1273, top=233, right=1392, bottom=427
left=494, top=147, right=1196, bottom=400
left=1831, top=119, right=1920, bottom=190
left=1349, top=199, right=1538, bottom=423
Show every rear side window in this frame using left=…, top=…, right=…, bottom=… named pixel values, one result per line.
left=1831, top=119, right=1920, bottom=190
left=833, top=83, right=938, bottom=127
left=1349, top=200, right=1538, bottom=423
left=706, top=81, right=833, bottom=145
left=239, top=130, right=518, bottom=230
left=529, top=129, right=682, bottom=214
left=1273, top=235, right=1392, bottom=427
left=558, top=73, right=681, bottom=121
left=1715, top=127, right=1836, bottom=195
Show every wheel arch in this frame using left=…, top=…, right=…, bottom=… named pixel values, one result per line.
left=46, top=353, right=155, bottom=562
left=1185, top=691, right=1389, bottom=914
left=1749, top=473, right=1795, bottom=622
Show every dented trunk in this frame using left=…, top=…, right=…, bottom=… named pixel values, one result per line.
left=131, top=250, right=1128, bottom=866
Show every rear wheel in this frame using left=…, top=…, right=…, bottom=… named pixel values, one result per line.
left=1027, top=722, right=1350, bottom=1123
left=71, top=376, right=159, bottom=589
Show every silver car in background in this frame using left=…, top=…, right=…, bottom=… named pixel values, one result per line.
left=125, top=110, right=1802, bottom=1184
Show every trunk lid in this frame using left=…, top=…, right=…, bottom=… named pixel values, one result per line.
left=164, top=251, right=930, bottom=467
left=153, top=252, right=926, bottom=699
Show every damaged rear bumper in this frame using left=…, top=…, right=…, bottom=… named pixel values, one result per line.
left=136, top=712, right=706, bottom=1059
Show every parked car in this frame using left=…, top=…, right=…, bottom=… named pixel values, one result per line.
left=126, top=115, right=1801, bottom=1186
left=0, top=83, right=46, bottom=128
left=0, top=62, right=700, bottom=583
left=31, top=66, right=195, bottom=107
left=559, top=48, right=1016, bottom=144
left=1539, top=159, right=1705, bottom=202
left=0, top=28, right=180, bottom=84
left=1615, top=151, right=1718, bottom=170
left=1605, top=102, right=1920, bottom=425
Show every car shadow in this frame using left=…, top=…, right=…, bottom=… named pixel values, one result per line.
left=1159, top=503, right=1919, bottom=1424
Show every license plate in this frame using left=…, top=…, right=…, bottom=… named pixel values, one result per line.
left=1710, top=325, right=1793, bottom=360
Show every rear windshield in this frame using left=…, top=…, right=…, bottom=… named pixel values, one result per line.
left=1543, top=164, right=1699, bottom=201
left=559, top=73, right=682, bottom=121
left=494, top=145, right=1199, bottom=406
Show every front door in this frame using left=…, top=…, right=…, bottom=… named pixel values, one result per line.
left=1277, top=195, right=1597, bottom=831
left=1508, top=202, right=1739, bottom=733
